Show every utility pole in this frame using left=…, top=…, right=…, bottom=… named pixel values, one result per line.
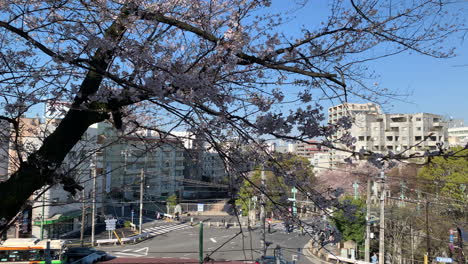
left=378, top=171, right=385, bottom=264
left=45, top=240, right=51, bottom=264
left=365, top=176, right=372, bottom=262
left=40, top=191, right=45, bottom=240
left=199, top=221, right=204, bottom=264
left=291, top=187, right=297, bottom=216
left=353, top=181, right=360, bottom=200
left=260, top=169, right=266, bottom=257
left=139, top=169, right=144, bottom=234
left=91, top=161, right=97, bottom=246
left=425, top=200, right=431, bottom=263
left=457, top=227, right=465, bottom=264
left=80, top=189, right=86, bottom=247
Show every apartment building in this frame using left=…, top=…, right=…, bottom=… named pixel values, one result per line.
left=448, top=120, right=468, bottom=146
left=328, top=102, right=382, bottom=127
left=328, top=103, right=448, bottom=164
left=0, top=116, right=103, bottom=239
left=30, top=121, right=103, bottom=239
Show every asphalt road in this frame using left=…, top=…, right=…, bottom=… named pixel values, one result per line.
left=98, top=222, right=316, bottom=263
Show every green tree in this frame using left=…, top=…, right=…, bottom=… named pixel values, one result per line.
left=331, top=197, right=366, bottom=248
left=166, top=194, right=178, bottom=207
left=417, top=147, right=468, bottom=202
left=235, top=153, right=315, bottom=216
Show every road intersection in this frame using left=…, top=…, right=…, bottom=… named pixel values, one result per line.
left=98, top=221, right=317, bottom=263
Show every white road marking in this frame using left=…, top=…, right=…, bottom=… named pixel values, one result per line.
left=133, top=247, right=149, bottom=256
left=114, top=252, right=144, bottom=257
left=114, top=247, right=149, bottom=257
left=210, top=238, right=217, bottom=243
left=143, top=223, right=192, bottom=237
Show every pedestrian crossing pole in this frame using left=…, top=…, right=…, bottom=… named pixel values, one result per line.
left=199, top=221, right=204, bottom=264
left=378, top=171, right=385, bottom=264
left=260, top=169, right=266, bottom=257
left=139, top=169, right=144, bottom=234
left=364, top=176, right=372, bottom=262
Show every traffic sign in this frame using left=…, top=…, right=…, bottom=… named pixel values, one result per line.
left=197, top=204, right=204, bottom=212
left=105, top=218, right=117, bottom=231
left=435, top=257, right=453, bottom=263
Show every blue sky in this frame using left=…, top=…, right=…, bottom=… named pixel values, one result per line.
left=27, top=1, right=467, bottom=125
left=270, top=0, right=468, bottom=123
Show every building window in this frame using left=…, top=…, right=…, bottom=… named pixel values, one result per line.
left=416, top=117, right=421, bottom=121
left=358, top=136, right=365, bottom=141
left=416, top=127, right=422, bottom=131
left=415, top=136, right=422, bottom=141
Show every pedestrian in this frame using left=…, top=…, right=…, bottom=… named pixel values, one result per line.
left=156, top=212, right=160, bottom=220
left=371, top=253, right=378, bottom=263
left=300, top=225, right=304, bottom=236
left=268, top=222, right=271, bottom=234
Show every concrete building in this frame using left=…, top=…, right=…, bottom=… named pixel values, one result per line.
left=295, top=140, right=326, bottom=159
left=0, top=116, right=103, bottom=239
left=268, top=140, right=296, bottom=153
left=308, top=152, right=332, bottom=173
left=101, top=127, right=185, bottom=201
left=448, top=126, right=468, bottom=147
left=328, top=103, right=448, bottom=164
left=30, top=121, right=103, bottom=239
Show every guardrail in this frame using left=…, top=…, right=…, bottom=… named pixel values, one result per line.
left=96, top=232, right=150, bottom=246
left=326, top=254, right=372, bottom=264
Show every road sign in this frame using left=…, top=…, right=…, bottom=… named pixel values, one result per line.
left=287, top=198, right=296, bottom=201
left=435, top=257, right=453, bottom=263
left=197, top=204, right=204, bottom=212
left=449, top=234, right=454, bottom=243
left=291, top=187, right=297, bottom=193
left=105, top=218, right=117, bottom=231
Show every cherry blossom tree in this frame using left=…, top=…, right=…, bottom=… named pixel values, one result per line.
left=0, top=0, right=463, bottom=233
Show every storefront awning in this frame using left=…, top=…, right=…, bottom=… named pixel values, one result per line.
left=33, top=209, right=84, bottom=226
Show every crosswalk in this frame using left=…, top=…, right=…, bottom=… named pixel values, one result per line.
left=271, top=223, right=316, bottom=234
left=143, top=223, right=192, bottom=237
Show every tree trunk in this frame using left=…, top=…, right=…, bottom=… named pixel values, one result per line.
left=0, top=109, right=108, bottom=234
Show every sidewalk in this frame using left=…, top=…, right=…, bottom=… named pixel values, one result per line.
left=303, top=240, right=334, bottom=264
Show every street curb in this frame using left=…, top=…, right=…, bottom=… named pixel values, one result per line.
left=304, top=240, right=333, bottom=264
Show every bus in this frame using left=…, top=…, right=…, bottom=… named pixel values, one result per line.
left=0, top=238, right=67, bottom=264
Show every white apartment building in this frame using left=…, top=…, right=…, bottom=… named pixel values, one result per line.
left=0, top=116, right=103, bottom=239
left=308, top=152, right=332, bottom=173
left=268, top=140, right=296, bottom=153
left=448, top=126, right=468, bottom=147
left=31, top=122, right=103, bottom=239
left=328, top=103, right=448, bottom=164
